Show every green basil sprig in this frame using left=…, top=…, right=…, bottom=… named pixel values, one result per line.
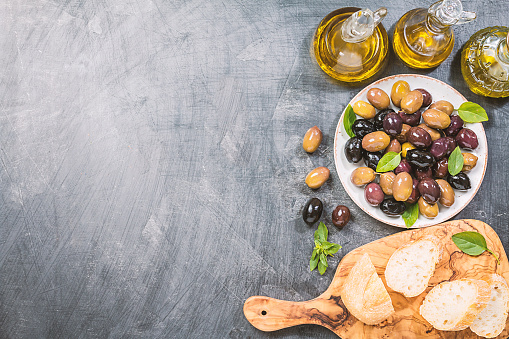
left=402, top=203, right=419, bottom=228
left=343, top=105, right=356, bottom=138
left=452, top=231, right=500, bottom=264
left=376, top=152, right=401, bottom=173
left=457, top=102, right=488, bottom=123
left=310, top=222, right=342, bottom=275
left=448, top=146, right=464, bottom=176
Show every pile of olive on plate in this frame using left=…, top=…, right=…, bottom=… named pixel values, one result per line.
left=344, top=80, right=479, bottom=219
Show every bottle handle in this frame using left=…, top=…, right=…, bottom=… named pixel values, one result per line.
left=456, top=10, right=476, bottom=25
left=372, top=7, right=388, bottom=27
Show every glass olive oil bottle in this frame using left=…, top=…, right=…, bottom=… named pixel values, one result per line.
left=393, top=0, right=476, bottom=69
left=313, top=7, right=388, bottom=82
left=461, top=27, right=509, bottom=98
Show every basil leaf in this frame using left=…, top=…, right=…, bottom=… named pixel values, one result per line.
left=457, top=102, right=488, bottom=123
left=452, top=231, right=487, bottom=255
left=310, top=255, right=319, bottom=271
left=317, top=261, right=327, bottom=275
left=402, top=203, right=419, bottom=228
left=311, top=248, right=318, bottom=261
left=321, top=241, right=334, bottom=251
left=343, top=105, right=356, bottom=138
left=448, top=146, right=464, bottom=176
left=326, top=243, right=342, bottom=255
left=376, top=152, right=401, bottom=172
left=317, top=222, right=328, bottom=242
left=319, top=253, right=328, bottom=267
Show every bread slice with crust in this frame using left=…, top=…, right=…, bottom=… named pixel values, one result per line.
left=385, top=235, right=442, bottom=297
left=470, top=274, right=509, bottom=338
left=341, top=253, right=395, bottom=325
left=420, top=278, right=491, bottom=331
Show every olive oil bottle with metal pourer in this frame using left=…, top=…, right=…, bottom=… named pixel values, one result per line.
left=393, top=0, right=476, bottom=69
left=313, top=7, right=389, bottom=82
left=461, top=27, right=509, bottom=98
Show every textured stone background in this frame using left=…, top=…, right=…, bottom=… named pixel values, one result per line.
left=0, top=0, right=508, bottom=338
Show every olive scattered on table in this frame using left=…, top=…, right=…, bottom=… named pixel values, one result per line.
left=332, top=205, right=350, bottom=228
left=303, top=126, right=323, bottom=153
left=305, top=166, right=330, bottom=189
left=303, top=198, right=323, bottom=225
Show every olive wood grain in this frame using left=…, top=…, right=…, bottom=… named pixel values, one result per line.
left=244, top=219, right=509, bottom=338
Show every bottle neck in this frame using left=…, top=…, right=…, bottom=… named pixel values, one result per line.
left=425, top=13, right=451, bottom=34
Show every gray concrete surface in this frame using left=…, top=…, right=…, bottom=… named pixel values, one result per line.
left=0, top=0, right=507, bottom=338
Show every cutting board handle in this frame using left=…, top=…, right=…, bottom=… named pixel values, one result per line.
left=243, top=295, right=345, bottom=332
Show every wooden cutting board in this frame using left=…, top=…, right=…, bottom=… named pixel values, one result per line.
left=244, top=219, right=509, bottom=338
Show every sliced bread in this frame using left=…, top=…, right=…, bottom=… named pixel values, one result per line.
left=385, top=236, right=442, bottom=297
left=420, top=278, right=491, bottom=331
left=470, top=274, right=509, bottom=338
left=341, top=253, right=395, bottom=325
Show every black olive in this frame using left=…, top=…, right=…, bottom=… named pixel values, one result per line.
left=363, top=151, right=384, bottom=171
left=406, top=149, right=436, bottom=169
left=344, top=137, right=364, bottom=163
left=352, top=119, right=376, bottom=138
left=373, top=109, right=394, bottom=130
left=302, top=198, right=323, bottom=225
left=380, top=198, right=406, bottom=216
left=447, top=173, right=471, bottom=190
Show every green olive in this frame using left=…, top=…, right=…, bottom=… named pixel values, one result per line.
left=401, top=90, right=424, bottom=114
left=367, top=88, right=390, bottom=110
left=350, top=167, right=376, bottom=186
left=393, top=172, right=413, bottom=202
left=422, top=109, right=451, bottom=130
left=362, top=131, right=390, bottom=152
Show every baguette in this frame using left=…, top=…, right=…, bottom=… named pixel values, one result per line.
left=385, top=236, right=442, bottom=297
left=470, top=274, right=509, bottom=338
left=420, top=278, right=491, bottom=331
left=341, top=253, right=394, bottom=325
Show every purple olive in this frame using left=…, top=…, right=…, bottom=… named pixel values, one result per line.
left=345, top=137, right=364, bottom=163
left=455, top=128, right=479, bottom=150
left=398, top=109, right=422, bottom=126
left=394, top=159, right=413, bottom=175
left=418, top=178, right=441, bottom=204
left=429, top=137, right=457, bottom=160
left=433, top=158, right=449, bottom=179
left=407, top=178, right=421, bottom=204
left=364, top=183, right=384, bottom=206
left=415, top=168, right=432, bottom=180
left=444, top=115, right=464, bottom=137
left=373, top=109, right=394, bottom=130
left=415, top=88, right=433, bottom=107
left=383, top=112, right=403, bottom=136
left=407, top=126, right=432, bottom=149
left=332, top=205, right=350, bottom=228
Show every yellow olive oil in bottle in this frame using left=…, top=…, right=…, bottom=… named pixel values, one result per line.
left=393, top=0, right=476, bottom=69
left=461, top=27, right=509, bottom=98
left=313, top=7, right=388, bottom=82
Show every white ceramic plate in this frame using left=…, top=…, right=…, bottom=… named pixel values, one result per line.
left=333, top=74, right=488, bottom=228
